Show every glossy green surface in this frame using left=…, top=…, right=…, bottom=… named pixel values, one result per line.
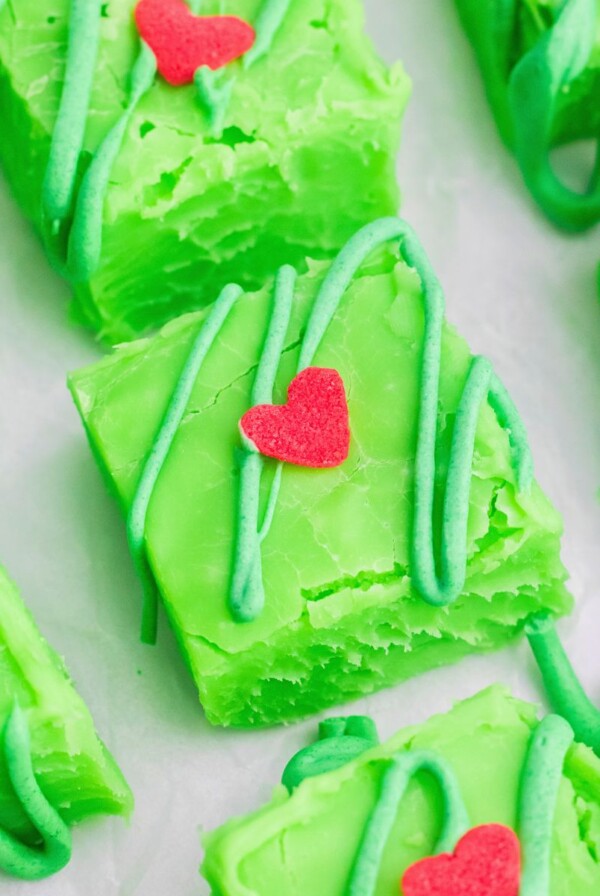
left=0, top=566, right=132, bottom=844
left=203, top=687, right=600, bottom=895
left=69, top=246, right=572, bottom=727
left=0, top=0, right=409, bottom=342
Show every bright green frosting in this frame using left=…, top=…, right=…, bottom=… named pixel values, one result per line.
left=68, top=235, right=572, bottom=727
left=0, top=0, right=409, bottom=342
left=202, top=687, right=600, bottom=894
left=0, top=566, right=132, bottom=857
left=455, top=0, right=600, bottom=230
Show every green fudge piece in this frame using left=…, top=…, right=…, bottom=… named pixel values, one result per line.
left=455, top=0, right=600, bottom=230
left=0, top=0, right=409, bottom=343
left=202, top=686, right=600, bottom=894
left=0, top=566, right=132, bottom=851
left=68, top=226, right=572, bottom=728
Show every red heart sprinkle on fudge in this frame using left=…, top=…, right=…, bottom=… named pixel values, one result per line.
left=401, top=824, right=521, bottom=896
left=239, top=367, right=350, bottom=468
left=135, top=0, right=255, bottom=86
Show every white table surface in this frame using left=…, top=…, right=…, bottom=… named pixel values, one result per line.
left=0, top=1, right=599, bottom=893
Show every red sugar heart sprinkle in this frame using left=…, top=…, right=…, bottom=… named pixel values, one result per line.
left=239, top=367, right=350, bottom=469
left=401, top=824, right=521, bottom=896
left=135, top=0, right=255, bottom=86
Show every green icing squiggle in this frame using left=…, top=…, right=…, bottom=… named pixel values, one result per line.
left=0, top=704, right=72, bottom=881
left=229, top=265, right=296, bottom=622
left=229, top=217, right=532, bottom=622
left=527, top=614, right=600, bottom=755
left=128, top=282, right=243, bottom=644
left=347, top=750, right=470, bottom=896
left=518, top=713, right=574, bottom=895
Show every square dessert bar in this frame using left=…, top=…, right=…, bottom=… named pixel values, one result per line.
left=68, top=218, right=572, bottom=728
left=0, top=0, right=409, bottom=342
left=0, top=565, right=131, bottom=877
left=455, top=0, right=600, bottom=230
left=203, top=686, right=600, bottom=894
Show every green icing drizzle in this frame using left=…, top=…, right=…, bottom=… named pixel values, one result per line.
left=518, top=713, right=574, bottom=895
left=0, top=704, right=72, bottom=881
left=244, top=0, right=294, bottom=68
left=41, top=0, right=103, bottom=267
left=282, top=715, right=379, bottom=792
left=229, top=265, right=296, bottom=622
left=128, top=283, right=243, bottom=644
left=230, top=217, right=532, bottom=622
left=194, top=0, right=293, bottom=134
left=195, top=67, right=234, bottom=137
left=527, top=614, right=600, bottom=755
left=67, top=42, right=157, bottom=282
left=347, top=750, right=470, bottom=896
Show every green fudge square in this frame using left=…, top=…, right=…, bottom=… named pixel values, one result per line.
left=455, top=0, right=600, bottom=230
left=67, top=220, right=572, bottom=728
left=0, top=0, right=409, bottom=342
left=0, top=566, right=132, bottom=850
left=202, top=686, right=600, bottom=894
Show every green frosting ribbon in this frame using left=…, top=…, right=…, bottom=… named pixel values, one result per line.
left=230, top=217, right=532, bottom=623
left=128, top=282, right=243, bottom=644
left=526, top=614, right=600, bottom=755
left=518, top=713, right=575, bottom=895
left=282, top=715, right=380, bottom=792
left=477, top=0, right=600, bottom=230
left=347, top=750, right=470, bottom=896
left=0, top=704, right=72, bottom=881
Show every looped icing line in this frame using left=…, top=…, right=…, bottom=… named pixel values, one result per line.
left=0, top=703, right=72, bottom=880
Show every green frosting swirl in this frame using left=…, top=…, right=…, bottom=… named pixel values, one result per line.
left=0, top=704, right=72, bottom=881
left=527, top=614, right=600, bottom=755
left=128, top=282, right=243, bottom=644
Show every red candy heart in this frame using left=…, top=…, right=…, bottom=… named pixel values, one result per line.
left=135, top=0, right=255, bottom=85
left=401, top=825, right=521, bottom=896
left=239, top=368, right=350, bottom=468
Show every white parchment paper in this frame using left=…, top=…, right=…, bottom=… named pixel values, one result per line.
left=0, top=1, right=599, bottom=893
